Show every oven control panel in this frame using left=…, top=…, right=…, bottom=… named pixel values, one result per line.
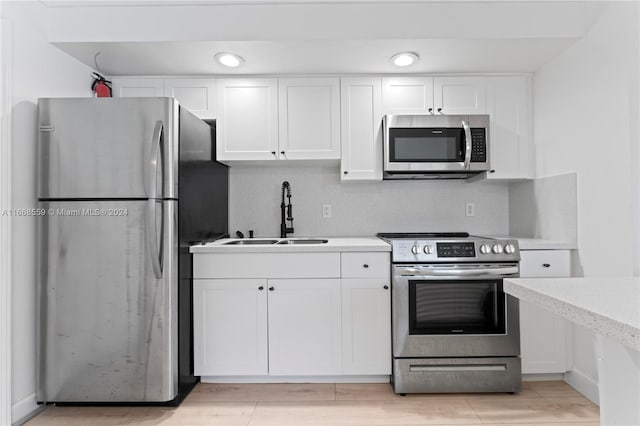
left=436, top=242, right=475, bottom=258
left=390, top=238, right=520, bottom=263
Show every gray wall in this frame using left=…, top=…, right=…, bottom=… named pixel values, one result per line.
left=229, top=165, right=509, bottom=238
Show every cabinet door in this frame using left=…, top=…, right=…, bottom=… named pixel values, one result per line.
left=382, top=77, right=434, bottom=114
left=216, top=79, right=279, bottom=161
left=111, top=78, right=164, bottom=97
left=519, top=250, right=571, bottom=374
left=485, top=76, right=533, bottom=180
left=193, top=279, right=268, bottom=376
left=340, top=77, right=383, bottom=181
left=278, top=78, right=341, bottom=160
left=433, top=77, right=486, bottom=114
left=165, top=78, right=216, bottom=119
left=267, top=279, right=342, bottom=375
left=341, top=279, right=391, bottom=375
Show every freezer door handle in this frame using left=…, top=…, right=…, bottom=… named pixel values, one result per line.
left=147, top=120, right=164, bottom=199
left=147, top=200, right=163, bottom=279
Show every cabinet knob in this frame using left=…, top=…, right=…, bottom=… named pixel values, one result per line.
left=428, top=108, right=433, bottom=113
left=269, top=286, right=275, bottom=291
left=344, top=171, right=349, bottom=175
left=383, top=285, right=389, bottom=290
left=271, top=151, right=277, bottom=156
left=437, top=107, right=443, bottom=113
left=280, top=151, right=285, bottom=155
left=542, top=263, right=551, bottom=268
left=363, top=264, right=369, bottom=268
left=258, top=286, right=264, bottom=290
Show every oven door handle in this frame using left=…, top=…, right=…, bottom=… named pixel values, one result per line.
left=396, top=265, right=519, bottom=277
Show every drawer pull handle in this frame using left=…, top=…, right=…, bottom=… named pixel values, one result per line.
left=542, top=263, right=551, bottom=268
left=363, top=264, right=369, bottom=268
left=383, top=285, right=389, bottom=290
left=269, top=286, right=275, bottom=291
left=258, top=286, right=264, bottom=290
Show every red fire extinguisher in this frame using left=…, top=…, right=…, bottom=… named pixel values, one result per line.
left=91, top=72, right=112, bottom=97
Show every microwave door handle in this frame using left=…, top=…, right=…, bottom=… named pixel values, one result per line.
left=462, top=120, right=472, bottom=170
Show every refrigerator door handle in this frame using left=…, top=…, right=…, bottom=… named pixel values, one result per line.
left=147, top=200, right=163, bottom=279
left=148, top=121, right=164, bottom=199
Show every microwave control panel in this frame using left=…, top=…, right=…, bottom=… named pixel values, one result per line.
left=470, top=128, right=486, bottom=162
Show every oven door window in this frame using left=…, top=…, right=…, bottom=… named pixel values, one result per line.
left=388, top=128, right=465, bottom=162
left=409, top=280, right=506, bottom=335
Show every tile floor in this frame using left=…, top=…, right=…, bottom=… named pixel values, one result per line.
left=25, top=381, right=599, bottom=426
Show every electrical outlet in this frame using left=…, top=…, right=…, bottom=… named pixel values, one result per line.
left=465, top=202, right=475, bottom=217
left=322, top=204, right=332, bottom=219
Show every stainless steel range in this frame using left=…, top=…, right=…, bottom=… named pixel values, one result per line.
left=377, top=232, right=522, bottom=394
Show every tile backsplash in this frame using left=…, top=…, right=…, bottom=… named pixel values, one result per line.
left=508, top=172, right=577, bottom=244
left=229, top=166, right=510, bottom=237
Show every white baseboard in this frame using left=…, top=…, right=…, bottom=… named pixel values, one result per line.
left=564, top=369, right=599, bottom=405
left=522, top=373, right=564, bottom=382
left=12, top=393, right=38, bottom=424
left=201, top=375, right=390, bottom=384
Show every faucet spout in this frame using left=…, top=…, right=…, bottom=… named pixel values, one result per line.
left=280, top=181, right=294, bottom=238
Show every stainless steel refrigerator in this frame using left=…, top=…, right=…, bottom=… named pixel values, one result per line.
left=36, top=97, right=228, bottom=403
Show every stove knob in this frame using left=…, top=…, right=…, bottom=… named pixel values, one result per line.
left=504, top=243, right=516, bottom=254
left=423, top=245, right=433, bottom=254
left=480, top=244, right=491, bottom=254
left=411, top=245, right=420, bottom=255
left=492, top=244, right=504, bottom=254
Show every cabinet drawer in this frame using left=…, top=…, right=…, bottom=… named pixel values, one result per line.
left=520, top=250, right=570, bottom=278
left=194, top=252, right=341, bottom=279
left=341, top=252, right=390, bottom=278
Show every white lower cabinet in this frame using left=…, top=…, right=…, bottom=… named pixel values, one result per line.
left=341, top=279, right=391, bottom=375
left=519, top=250, right=571, bottom=374
left=267, top=279, right=342, bottom=375
left=193, top=279, right=268, bottom=376
left=193, top=250, right=391, bottom=379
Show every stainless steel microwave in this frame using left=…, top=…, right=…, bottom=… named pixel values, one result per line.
left=383, top=114, right=490, bottom=179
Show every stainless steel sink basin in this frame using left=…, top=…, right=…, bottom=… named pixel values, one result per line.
left=277, top=239, right=329, bottom=245
left=223, top=239, right=279, bottom=245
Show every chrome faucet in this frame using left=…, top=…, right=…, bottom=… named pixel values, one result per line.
left=280, top=181, right=294, bottom=238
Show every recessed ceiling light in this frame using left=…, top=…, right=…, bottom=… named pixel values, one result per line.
left=215, top=52, right=244, bottom=68
left=390, top=52, right=419, bottom=67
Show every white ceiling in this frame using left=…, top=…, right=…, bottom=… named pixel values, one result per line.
left=34, top=0, right=603, bottom=76
left=55, top=38, right=579, bottom=76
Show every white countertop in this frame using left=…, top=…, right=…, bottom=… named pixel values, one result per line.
left=504, top=277, right=640, bottom=351
left=190, top=237, right=391, bottom=253
left=483, top=236, right=577, bottom=250
left=515, top=238, right=577, bottom=250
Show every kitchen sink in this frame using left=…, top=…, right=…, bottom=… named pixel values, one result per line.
left=223, top=239, right=279, bottom=245
left=277, top=239, right=329, bottom=245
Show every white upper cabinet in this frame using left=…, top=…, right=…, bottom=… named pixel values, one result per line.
left=164, top=78, right=216, bottom=119
left=382, top=76, right=485, bottom=115
left=111, top=78, right=164, bottom=98
left=433, top=77, right=486, bottom=115
left=216, top=77, right=340, bottom=162
left=340, top=77, right=383, bottom=181
left=382, top=77, right=434, bottom=114
left=485, top=76, right=533, bottom=180
left=278, top=78, right=341, bottom=160
left=216, top=78, right=279, bottom=161
left=112, top=78, right=216, bottom=118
